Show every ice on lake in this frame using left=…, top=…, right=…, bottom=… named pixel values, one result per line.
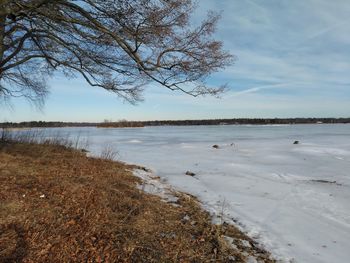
left=33, top=124, right=350, bottom=262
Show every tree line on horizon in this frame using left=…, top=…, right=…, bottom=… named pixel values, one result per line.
left=1, top=118, right=350, bottom=128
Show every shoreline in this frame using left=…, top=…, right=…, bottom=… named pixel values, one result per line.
left=0, top=141, right=275, bottom=262
left=2, top=124, right=348, bottom=262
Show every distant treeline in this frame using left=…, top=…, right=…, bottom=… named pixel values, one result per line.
left=1, top=118, right=350, bottom=128
left=143, top=118, right=350, bottom=126
left=97, top=121, right=144, bottom=128
left=0, top=121, right=98, bottom=128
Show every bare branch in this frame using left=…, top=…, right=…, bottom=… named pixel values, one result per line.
left=0, top=0, right=233, bottom=105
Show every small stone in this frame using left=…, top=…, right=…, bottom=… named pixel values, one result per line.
left=140, top=167, right=151, bottom=172
left=293, top=141, right=299, bottom=145
left=212, top=144, right=220, bottom=149
left=40, top=194, right=45, bottom=198
left=185, top=171, right=196, bottom=176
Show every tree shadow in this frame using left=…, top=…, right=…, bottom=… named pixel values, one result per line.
left=0, top=223, right=28, bottom=263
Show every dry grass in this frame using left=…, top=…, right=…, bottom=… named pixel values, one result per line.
left=0, top=142, right=275, bottom=262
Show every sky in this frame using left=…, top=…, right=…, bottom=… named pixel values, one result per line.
left=2, top=0, right=350, bottom=122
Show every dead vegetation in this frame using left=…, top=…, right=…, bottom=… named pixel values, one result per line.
left=0, top=141, right=275, bottom=262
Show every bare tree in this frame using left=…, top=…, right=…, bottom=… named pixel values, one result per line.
left=0, top=0, right=233, bottom=105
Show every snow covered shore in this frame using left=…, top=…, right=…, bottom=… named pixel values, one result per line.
left=38, top=124, right=350, bottom=262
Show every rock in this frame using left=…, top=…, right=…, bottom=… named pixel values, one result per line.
left=137, top=166, right=151, bottom=172
left=185, top=171, right=196, bottom=176
left=293, top=141, right=299, bottom=144
left=310, top=179, right=340, bottom=185
left=212, top=144, right=220, bottom=149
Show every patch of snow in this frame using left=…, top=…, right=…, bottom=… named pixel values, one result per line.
left=182, top=215, right=190, bottom=221
left=241, top=240, right=252, bottom=248
left=34, top=124, right=350, bottom=263
left=246, top=256, right=258, bottom=263
left=128, top=139, right=142, bottom=143
left=133, top=168, right=178, bottom=204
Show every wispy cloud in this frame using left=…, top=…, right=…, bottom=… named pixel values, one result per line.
left=228, top=83, right=290, bottom=97
left=306, top=21, right=348, bottom=41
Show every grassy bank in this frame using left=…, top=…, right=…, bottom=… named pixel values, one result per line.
left=0, top=142, right=274, bottom=262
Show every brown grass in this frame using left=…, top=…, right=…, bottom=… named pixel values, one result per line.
left=0, top=142, right=275, bottom=262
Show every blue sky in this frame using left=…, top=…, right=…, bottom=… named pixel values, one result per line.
left=2, top=0, right=350, bottom=122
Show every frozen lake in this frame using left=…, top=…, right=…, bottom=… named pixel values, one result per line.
left=29, top=124, right=350, bottom=262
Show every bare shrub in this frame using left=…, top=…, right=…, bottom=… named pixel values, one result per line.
left=100, top=144, right=119, bottom=161
left=0, top=128, right=89, bottom=151
left=0, top=128, right=11, bottom=142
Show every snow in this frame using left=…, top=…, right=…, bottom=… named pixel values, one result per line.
left=28, top=124, right=350, bottom=262
left=133, top=169, right=179, bottom=204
